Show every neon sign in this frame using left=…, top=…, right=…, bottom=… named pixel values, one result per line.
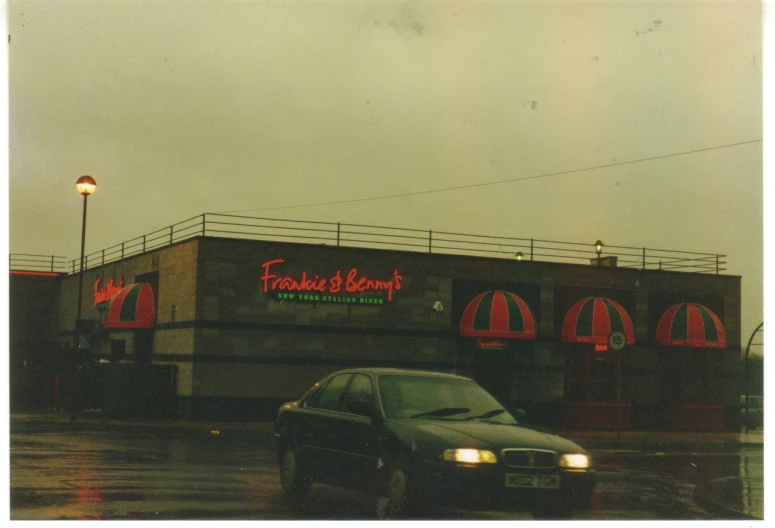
left=260, top=259, right=402, bottom=302
left=476, top=339, right=506, bottom=350
left=595, top=344, right=608, bottom=352
left=93, top=276, right=124, bottom=305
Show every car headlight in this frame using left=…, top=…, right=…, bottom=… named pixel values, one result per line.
left=559, top=453, right=591, bottom=469
left=443, top=448, right=497, bottom=464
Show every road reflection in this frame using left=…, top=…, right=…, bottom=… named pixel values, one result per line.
left=10, top=418, right=763, bottom=520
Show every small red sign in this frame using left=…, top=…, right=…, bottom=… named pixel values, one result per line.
left=93, top=276, right=124, bottom=305
left=476, top=339, right=506, bottom=350
left=595, top=344, right=608, bottom=352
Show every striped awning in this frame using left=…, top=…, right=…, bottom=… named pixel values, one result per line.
left=103, top=283, right=155, bottom=329
left=656, top=303, right=726, bottom=348
left=561, top=297, right=635, bottom=345
left=459, top=290, right=536, bottom=339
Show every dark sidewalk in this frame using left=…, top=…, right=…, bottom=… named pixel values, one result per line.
left=10, top=412, right=764, bottom=520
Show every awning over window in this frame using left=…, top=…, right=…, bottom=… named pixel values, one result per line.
left=459, top=290, right=536, bottom=339
left=562, top=297, right=635, bottom=345
left=656, top=303, right=725, bottom=348
left=103, top=283, right=155, bottom=329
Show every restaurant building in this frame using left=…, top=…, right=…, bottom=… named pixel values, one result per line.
left=10, top=217, right=741, bottom=430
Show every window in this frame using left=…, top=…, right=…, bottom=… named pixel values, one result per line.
left=377, top=375, right=517, bottom=423
left=660, top=349, right=723, bottom=405
left=341, top=374, right=376, bottom=416
left=564, top=348, right=629, bottom=404
left=109, top=339, right=126, bottom=363
left=306, top=374, right=352, bottom=411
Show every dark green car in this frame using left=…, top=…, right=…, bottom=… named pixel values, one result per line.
left=273, top=368, right=596, bottom=519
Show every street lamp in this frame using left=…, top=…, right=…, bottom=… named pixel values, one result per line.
left=75, top=175, right=96, bottom=334
left=514, top=251, right=524, bottom=261
left=595, top=240, right=603, bottom=258
left=71, top=175, right=95, bottom=422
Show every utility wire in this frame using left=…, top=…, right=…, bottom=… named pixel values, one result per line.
left=221, top=138, right=762, bottom=214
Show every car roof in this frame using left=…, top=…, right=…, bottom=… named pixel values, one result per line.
left=330, top=367, right=473, bottom=381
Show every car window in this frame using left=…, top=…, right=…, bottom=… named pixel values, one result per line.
left=378, top=375, right=517, bottom=423
left=341, top=374, right=376, bottom=416
left=306, top=374, right=352, bottom=411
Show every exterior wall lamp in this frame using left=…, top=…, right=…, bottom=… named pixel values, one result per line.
left=595, top=240, right=603, bottom=258
left=515, top=251, right=524, bottom=261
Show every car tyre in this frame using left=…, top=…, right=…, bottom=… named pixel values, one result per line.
left=280, top=444, right=311, bottom=501
left=379, top=460, right=416, bottom=519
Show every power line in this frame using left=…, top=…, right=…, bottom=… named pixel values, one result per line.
left=221, top=138, right=762, bottom=214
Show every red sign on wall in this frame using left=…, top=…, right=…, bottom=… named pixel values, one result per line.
left=93, top=276, right=124, bottom=305
left=260, top=259, right=403, bottom=302
left=476, top=339, right=506, bottom=350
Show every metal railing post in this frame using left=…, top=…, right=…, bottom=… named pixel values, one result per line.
left=102, top=249, right=105, bottom=266
left=642, top=248, right=646, bottom=270
left=170, top=225, right=174, bottom=245
left=716, top=255, right=720, bottom=274
left=143, top=235, right=146, bottom=253
left=530, top=238, right=534, bottom=260
left=121, top=242, right=125, bottom=259
left=202, top=214, right=206, bottom=236
left=50, top=255, right=55, bottom=272
left=429, top=230, right=432, bottom=253
left=337, top=222, right=340, bottom=246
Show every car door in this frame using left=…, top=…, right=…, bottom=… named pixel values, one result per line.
left=300, top=373, right=353, bottom=481
left=336, top=373, right=381, bottom=490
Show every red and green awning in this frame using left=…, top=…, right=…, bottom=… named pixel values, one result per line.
left=459, top=290, right=536, bottom=339
left=562, top=297, right=635, bottom=345
left=103, top=283, right=155, bottom=329
left=656, top=303, right=725, bottom=348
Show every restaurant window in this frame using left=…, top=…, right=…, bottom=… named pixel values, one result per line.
left=564, top=347, right=629, bottom=403
left=660, top=349, right=722, bottom=405
left=110, top=339, right=126, bottom=363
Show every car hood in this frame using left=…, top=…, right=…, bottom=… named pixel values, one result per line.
left=399, top=420, right=587, bottom=454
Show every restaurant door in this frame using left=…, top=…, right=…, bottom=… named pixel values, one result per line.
left=472, top=347, right=513, bottom=407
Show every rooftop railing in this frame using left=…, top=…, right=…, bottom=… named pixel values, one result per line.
left=9, top=213, right=728, bottom=275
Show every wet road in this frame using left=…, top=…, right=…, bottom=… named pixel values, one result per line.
left=9, top=419, right=762, bottom=520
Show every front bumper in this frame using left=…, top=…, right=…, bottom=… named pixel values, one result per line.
left=411, top=460, right=596, bottom=512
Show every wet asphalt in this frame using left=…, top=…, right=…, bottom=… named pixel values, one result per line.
left=8, top=412, right=764, bottom=520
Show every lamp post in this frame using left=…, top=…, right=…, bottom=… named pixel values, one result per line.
left=744, top=322, right=763, bottom=433
left=71, top=175, right=96, bottom=421
left=74, top=175, right=96, bottom=333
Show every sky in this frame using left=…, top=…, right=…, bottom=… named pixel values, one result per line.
left=3, top=0, right=767, bottom=354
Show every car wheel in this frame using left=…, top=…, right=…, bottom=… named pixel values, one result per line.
left=280, top=444, right=311, bottom=500
left=379, top=461, right=414, bottom=519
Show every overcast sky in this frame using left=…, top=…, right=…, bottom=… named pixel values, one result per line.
left=4, top=0, right=766, bottom=350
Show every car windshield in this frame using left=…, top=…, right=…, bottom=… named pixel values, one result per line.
left=378, top=374, right=518, bottom=424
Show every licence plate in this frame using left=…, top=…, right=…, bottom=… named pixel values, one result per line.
left=505, top=473, right=560, bottom=489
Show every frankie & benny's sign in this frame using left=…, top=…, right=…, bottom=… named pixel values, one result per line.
left=260, top=259, right=402, bottom=304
